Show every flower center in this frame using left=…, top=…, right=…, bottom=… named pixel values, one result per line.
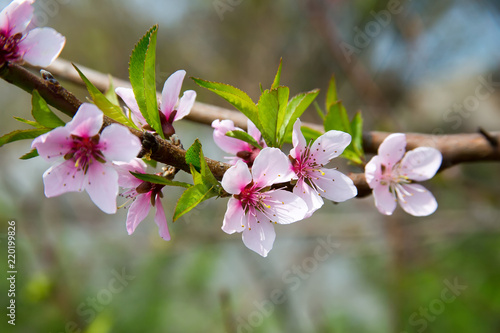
left=64, top=134, right=105, bottom=174
left=136, top=181, right=165, bottom=206
left=0, top=32, right=22, bottom=64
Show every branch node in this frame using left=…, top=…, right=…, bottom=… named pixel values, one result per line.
left=40, top=69, right=60, bottom=87
left=478, top=127, right=498, bottom=148
left=138, top=131, right=159, bottom=158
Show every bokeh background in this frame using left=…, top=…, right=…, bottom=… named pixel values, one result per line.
left=1, top=0, right=500, bottom=332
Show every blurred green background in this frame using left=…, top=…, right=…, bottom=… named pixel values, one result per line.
left=1, top=0, right=500, bottom=332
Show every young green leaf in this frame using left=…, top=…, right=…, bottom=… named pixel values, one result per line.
left=186, top=139, right=219, bottom=186
left=0, top=128, right=50, bottom=147
left=192, top=78, right=260, bottom=127
left=326, top=75, right=338, bottom=110
left=314, top=101, right=326, bottom=121
left=129, top=25, right=162, bottom=137
left=257, top=89, right=279, bottom=146
left=185, top=139, right=203, bottom=173
left=173, top=183, right=217, bottom=222
left=130, top=172, right=191, bottom=188
left=31, top=90, right=65, bottom=128
left=324, top=101, right=351, bottom=134
left=104, top=75, right=120, bottom=106
left=271, top=58, right=282, bottom=90
left=19, top=148, right=39, bottom=160
left=13, top=117, right=44, bottom=128
left=226, top=130, right=262, bottom=150
left=73, top=65, right=137, bottom=129
left=300, top=126, right=323, bottom=143
left=350, top=111, right=365, bottom=156
left=281, top=89, right=319, bottom=144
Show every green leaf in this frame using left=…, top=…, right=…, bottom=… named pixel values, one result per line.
left=271, top=58, right=282, bottom=90
left=341, top=148, right=363, bottom=165
left=129, top=25, right=161, bottom=136
left=185, top=139, right=202, bottom=173
left=324, top=101, right=351, bottom=134
left=0, top=128, right=50, bottom=147
left=19, top=148, right=39, bottom=160
left=14, top=117, right=44, bottom=128
left=314, top=101, right=326, bottom=121
left=192, top=78, right=259, bottom=127
left=300, top=126, right=323, bottom=143
left=350, top=111, right=365, bottom=156
left=326, top=75, right=338, bottom=109
left=281, top=89, right=320, bottom=144
left=173, top=184, right=217, bottom=222
left=130, top=172, right=191, bottom=188
left=31, top=90, right=65, bottom=128
left=186, top=139, right=219, bottom=186
left=73, top=65, right=137, bottom=129
left=257, top=87, right=289, bottom=147
left=226, top=130, right=262, bottom=150
left=104, top=75, right=120, bottom=106
left=142, top=158, right=157, bottom=169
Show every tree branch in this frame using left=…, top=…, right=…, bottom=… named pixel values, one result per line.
left=2, top=61, right=499, bottom=198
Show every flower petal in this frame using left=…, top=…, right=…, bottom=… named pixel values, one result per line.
left=66, top=103, right=103, bottom=137
left=18, top=27, right=65, bottom=67
left=160, top=70, right=186, bottom=118
left=364, top=155, right=383, bottom=188
left=252, top=147, right=293, bottom=187
left=174, top=90, right=196, bottom=121
left=290, top=119, right=307, bottom=160
left=115, top=87, right=146, bottom=125
left=311, top=130, right=352, bottom=166
left=312, top=168, right=357, bottom=202
left=222, top=197, right=246, bottom=234
left=154, top=195, right=170, bottom=240
left=372, top=184, right=397, bottom=215
left=377, top=133, right=406, bottom=167
left=126, top=193, right=151, bottom=235
left=221, top=160, right=252, bottom=195
left=264, top=189, right=308, bottom=224
left=114, top=159, right=146, bottom=188
left=247, top=119, right=264, bottom=145
left=242, top=213, right=276, bottom=257
left=0, top=0, right=33, bottom=35
left=42, top=159, right=85, bottom=197
left=293, top=178, right=324, bottom=218
left=398, top=184, right=438, bottom=216
left=399, top=147, right=442, bottom=181
left=212, top=119, right=249, bottom=155
left=100, top=124, right=141, bottom=162
left=31, top=126, right=72, bottom=162
left=84, top=163, right=119, bottom=214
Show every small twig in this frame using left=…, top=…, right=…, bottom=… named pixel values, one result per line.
left=478, top=127, right=498, bottom=148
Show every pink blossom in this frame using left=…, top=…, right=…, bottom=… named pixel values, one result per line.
left=221, top=147, right=308, bottom=257
left=365, top=133, right=442, bottom=216
left=114, top=159, right=170, bottom=240
left=289, top=119, right=357, bottom=217
left=211, top=118, right=266, bottom=166
left=32, top=103, right=141, bottom=214
left=115, top=70, right=196, bottom=137
left=0, top=0, right=65, bottom=67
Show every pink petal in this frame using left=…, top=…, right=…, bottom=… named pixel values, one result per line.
left=292, top=178, right=324, bottom=218
left=18, top=27, right=65, bottom=67
left=0, top=0, right=33, bottom=35
left=126, top=193, right=152, bottom=235
left=115, top=87, right=146, bottom=125
left=311, top=130, right=352, bottom=166
left=290, top=119, right=307, bottom=160
left=160, top=70, right=186, bottom=118
left=66, top=103, right=103, bottom=137
left=264, top=189, right=308, bottom=224
left=42, top=159, right=85, bottom=197
left=212, top=119, right=249, bottom=155
left=84, top=163, right=119, bottom=214
left=372, top=184, right=397, bottom=215
left=222, top=197, right=246, bottom=234
left=247, top=119, right=264, bottom=146
left=378, top=133, right=406, bottom=167
left=252, top=147, right=294, bottom=187
left=174, top=90, right=196, bottom=121
left=399, top=147, right=442, bottom=181
left=311, top=168, right=357, bottom=202
left=100, top=123, right=141, bottom=162
left=242, top=213, right=276, bottom=257
left=154, top=196, right=170, bottom=240
left=364, top=155, right=383, bottom=188
left=31, top=126, right=72, bottom=162
left=398, top=184, right=438, bottom=216
left=114, top=159, right=147, bottom=188
left=221, top=160, right=252, bottom=195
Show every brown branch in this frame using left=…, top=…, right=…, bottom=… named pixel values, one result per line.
left=2, top=61, right=500, bottom=199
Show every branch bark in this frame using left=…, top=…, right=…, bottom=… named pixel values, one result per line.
left=2, top=61, right=500, bottom=198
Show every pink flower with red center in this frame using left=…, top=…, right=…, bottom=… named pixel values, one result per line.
left=211, top=118, right=266, bottom=166
left=0, top=0, right=65, bottom=66
left=365, top=133, right=442, bottom=216
left=221, top=147, right=308, bottom=257
left=115, top=70, right=196, bottom=137
left=289, top=119, right=357, bottom=217
left=114, top=159, right=170, bottom=240
left=32, top=103, right=141, bottom=214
